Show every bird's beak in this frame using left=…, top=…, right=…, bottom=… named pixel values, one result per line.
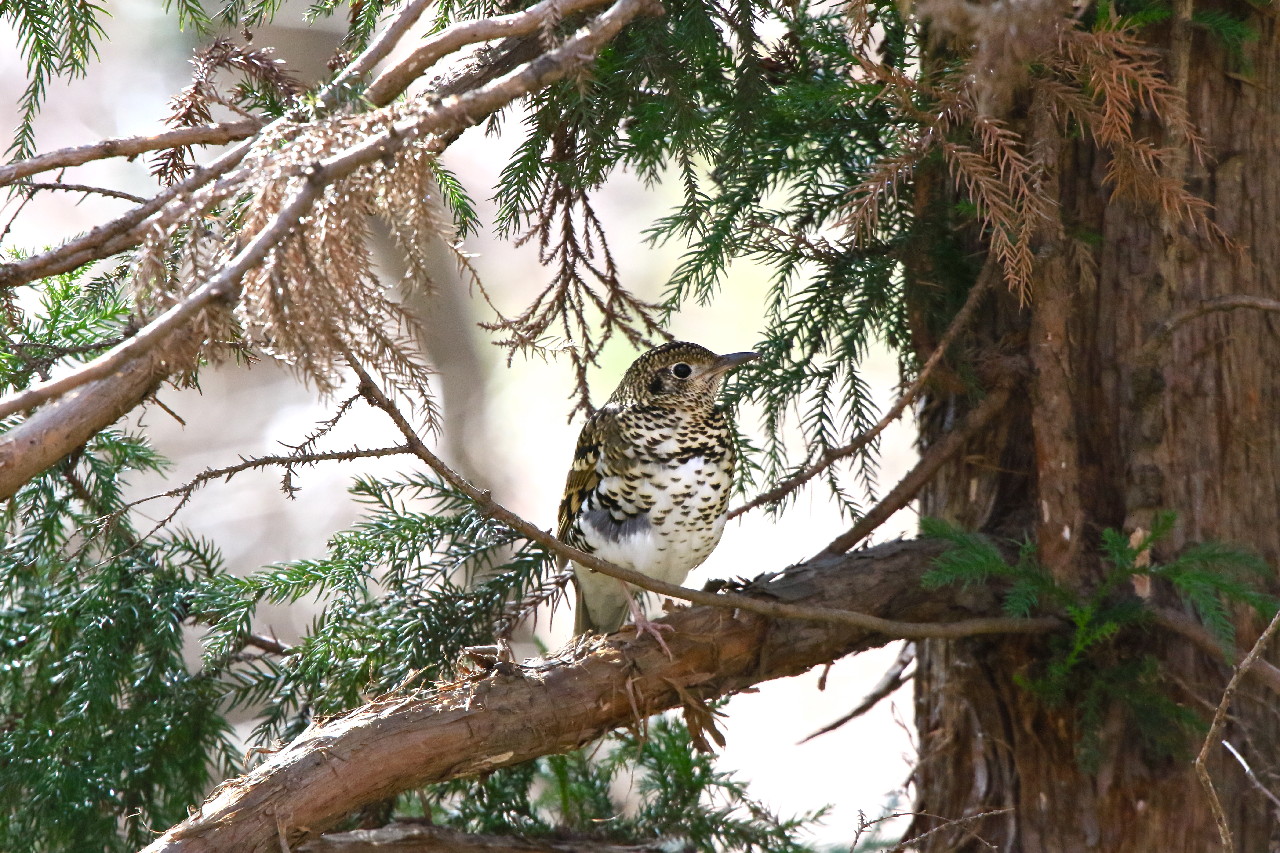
left=705, top=351, right=758, bottom=378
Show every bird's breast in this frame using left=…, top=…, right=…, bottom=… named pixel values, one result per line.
left=579, top=451, right=733, bottom=584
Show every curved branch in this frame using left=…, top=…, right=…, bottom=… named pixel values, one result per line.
left=0, top=120, right=259, bottom=186
left=1143, top=294, right=1280, bottom=358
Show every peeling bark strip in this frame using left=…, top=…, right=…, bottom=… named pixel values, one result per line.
left=141, top=538, right=999, bottom=853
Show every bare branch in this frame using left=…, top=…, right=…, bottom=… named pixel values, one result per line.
left=366, top=0, right=618, bottom=106
left=349, top=355, right=1060, bottom=641
left=1143, top=295, right=1280, bottom=358
left=1195, top=607, right=1280, bottom=853
left=799, top=641, right=915, bottom=743
left=888, top=809, right=1012, bottom=853
left=319, top=0, right=437, bottom=104
left=244, top=632, right=294, bottom=656
left=18, top=181, right=149, bottom=204
left=0, top=121, right=259, bottom=186
left=1221, top=740, right=1280, bottom=814
left=120, top=444, right=412, bottom=518
left=1151, top=607, right=1280, bottom=695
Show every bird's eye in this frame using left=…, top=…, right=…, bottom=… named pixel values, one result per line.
left=672, top=363, right=692, bottom=379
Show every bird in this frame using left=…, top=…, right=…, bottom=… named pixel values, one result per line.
left=557, top=341, right=757, bottom=654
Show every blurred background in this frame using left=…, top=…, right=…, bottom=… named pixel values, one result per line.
left=1, top=1, right=919, bottom=844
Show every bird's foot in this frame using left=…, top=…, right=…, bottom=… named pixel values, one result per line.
left=629, top=608, right=675, bottom=659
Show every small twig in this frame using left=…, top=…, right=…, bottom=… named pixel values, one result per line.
left=730, top=265, right=995, bottom=520
left=0, top=120, right=259, bottom=186
left=349, top=355, right=1062, bottom=642
left=1221, top=740, right=1280, bottom=813
left=818, top=379, right=1016, bottom=557
left=281, top=393, right=364, bottom=455
left=800, top=641, right=915, bottom=743
left=1195, top=607, right=1280, bottom=853
left=887, top=809, right=1011, bottom=852
left=19, top=181, right=149, bottom=204
left=126, top=445, right=414, bottom=511
left=1143, top=295, right=1280, bottom=358
left=245, top=631, right=295, bottom=656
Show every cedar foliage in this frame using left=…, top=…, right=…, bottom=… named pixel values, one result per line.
left=0, top=0, right=1262, bottom=847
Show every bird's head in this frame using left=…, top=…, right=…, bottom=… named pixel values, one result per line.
left=611, top=341, right=758, bottom=406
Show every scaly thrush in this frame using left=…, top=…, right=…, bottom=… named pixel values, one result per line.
left=557, top=341, right=757, bottom=651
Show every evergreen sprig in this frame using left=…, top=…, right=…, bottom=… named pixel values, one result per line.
left=922, top=515, right=1277, bottom=766
left=422, top=712, right=823, bottom=851
left=195, top=472, right=557, bottom=745
left=0, top=263, right=237, bottom=852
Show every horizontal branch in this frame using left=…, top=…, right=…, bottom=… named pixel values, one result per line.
left=140, top=536, right=1004, bottom=853
left=0, top=120, right=259, bottom=186
left=299, top=822, right=668, bottom=852
left=19, top=181, right=149, bottom=204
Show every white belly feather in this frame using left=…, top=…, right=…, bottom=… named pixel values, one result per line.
left=579, top=456, right=729, bottom=583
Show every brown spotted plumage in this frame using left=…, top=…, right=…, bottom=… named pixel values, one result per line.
left=558, top=341, right=756, bottom=649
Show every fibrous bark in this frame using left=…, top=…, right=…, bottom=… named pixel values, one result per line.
left=910, top=10, right=1280, bottom=851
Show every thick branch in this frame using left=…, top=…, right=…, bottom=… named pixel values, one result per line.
left=299, top=822, right=667, bottom=852
left=140, top=536, right=1006, bottom=853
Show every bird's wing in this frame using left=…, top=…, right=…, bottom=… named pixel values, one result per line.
left=557, top=407, right=616, bottom=547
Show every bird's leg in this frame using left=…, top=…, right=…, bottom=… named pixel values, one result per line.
left=624, top=584, right=674, bottom=659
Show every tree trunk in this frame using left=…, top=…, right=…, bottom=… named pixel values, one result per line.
left=910, top=11, right=1280, bottom=852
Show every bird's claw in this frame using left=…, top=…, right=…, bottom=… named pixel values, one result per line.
left=631, top=611, right=676, bottom=659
